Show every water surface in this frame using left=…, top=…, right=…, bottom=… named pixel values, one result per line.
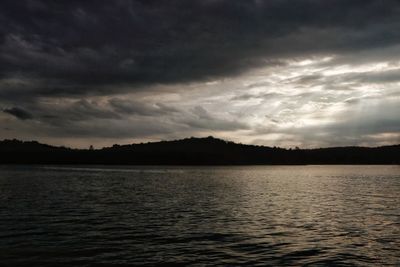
left=0, top=165, right=399, bottom=266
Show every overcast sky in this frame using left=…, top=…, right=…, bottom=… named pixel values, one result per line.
left=1, top=0, right=400, bottom=148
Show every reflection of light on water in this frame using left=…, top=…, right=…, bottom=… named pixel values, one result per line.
left=0, top=165, right=399, bottom=265
left=41, top=166, right=186, bottom=173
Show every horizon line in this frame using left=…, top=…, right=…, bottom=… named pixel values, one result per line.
left=2, top=136, right=399, bottom=151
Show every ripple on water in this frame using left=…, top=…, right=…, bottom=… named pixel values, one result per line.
left=0, top=165, right=399, bottom=266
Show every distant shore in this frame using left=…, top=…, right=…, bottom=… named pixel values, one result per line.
left=1, top=137, right=399, bottom=165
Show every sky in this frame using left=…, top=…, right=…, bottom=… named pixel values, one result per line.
left=1, top=0, right=400, bottom=148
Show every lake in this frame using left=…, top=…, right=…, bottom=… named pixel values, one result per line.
left=0, top=165, right=399, bottom=266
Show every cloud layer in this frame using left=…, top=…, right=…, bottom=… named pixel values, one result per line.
left=1, top=0, right=399, bottom=147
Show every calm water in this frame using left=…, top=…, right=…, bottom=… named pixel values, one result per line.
left=0, top=165, right=399, bottom=266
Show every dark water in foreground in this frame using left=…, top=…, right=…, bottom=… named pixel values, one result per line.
left=0, top=165, right=399, bottom=266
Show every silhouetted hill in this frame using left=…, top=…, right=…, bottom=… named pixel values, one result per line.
left=0, top=137, right=399, bottom=165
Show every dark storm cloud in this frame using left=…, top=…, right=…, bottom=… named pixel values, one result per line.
left=1, top=0, right=399, bottom=147
left=1, top=0, right=400, bottom=98
left=2, top=106, right=33, bottom=120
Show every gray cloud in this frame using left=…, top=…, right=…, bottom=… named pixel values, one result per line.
left=109, top=98, right=179, bottom=116
left=0, top=1, right=399, bottom=147
left=1, top=0, right=400, bottom=99
left=2, top=106, right=33, bottom=120
left=231, top=92, right=284, bottom=101
left=182, top=106, right=249, bottom=131
left=253, top=100, right=400, bottom=147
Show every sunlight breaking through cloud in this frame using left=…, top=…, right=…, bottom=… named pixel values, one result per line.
left=1, top=1, right=399, bottom=147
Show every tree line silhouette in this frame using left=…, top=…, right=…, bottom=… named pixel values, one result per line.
left=0, top=136, right=399, bottom=165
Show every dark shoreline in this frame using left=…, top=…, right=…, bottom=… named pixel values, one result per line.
left=1, top=137, right=399, bottom=165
